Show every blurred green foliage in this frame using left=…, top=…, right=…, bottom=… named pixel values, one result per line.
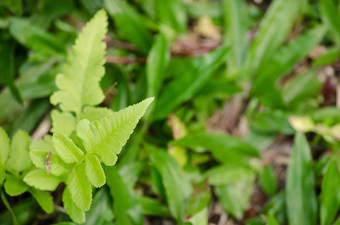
left=0, top=0, right=340, bottom=224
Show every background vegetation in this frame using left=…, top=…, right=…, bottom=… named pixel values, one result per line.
left=0, top=0, right=340, bottom=224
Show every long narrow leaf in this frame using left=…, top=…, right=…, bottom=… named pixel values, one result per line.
left=320, top=161, right=340, bottom=225
left=286, top=133, right=317, bottom=225
left=153, top=46, right=230, bottom=120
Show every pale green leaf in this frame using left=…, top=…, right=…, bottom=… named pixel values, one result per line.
left=80, top=106, right=113, bottom=122
left=0, top=127, right=10, bottom=165
left=51, top=110, right=76, bottom=136
left=286, top=133, right=317, bottom=225
left=0, top=167, right=5, bottom=185
left=67, top=163, right=92, bottom=211
left=85, top=154, right=105, bottom=188
left=24, top=169, right=61, bottom=191
left=320, top=161, right=340, bottom=225
left=52, top=133, right=84, bottom=164
left=30, top=135, right=69, bottom=176
left=29, top=188, right=54, bottom=214
left=4, top=174, right=28, bottom=196
left=50, top=10, right=108, bottom=115
left=6, top=130, right=31, bottom=173
left=63, top=187, right=86, bottom=224
left=77, top=97, right=153, bottom=166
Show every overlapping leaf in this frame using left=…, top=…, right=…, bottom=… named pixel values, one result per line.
left=52, top=133, right=84, bottom=164
left=24, top=169, right=61, bottom=191
left=67, top=164, right=92, bottom=211
left=62, top=187, right=85, bottom=223
left=77, top=97, right=153, bottom=165
left=85, top=154, right=105, bottom=188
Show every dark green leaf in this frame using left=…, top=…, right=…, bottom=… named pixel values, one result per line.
left=259, top=166, right=278, bottom=196
left=243, top=0, right=306, bottom=78
left=196, top=80, right=242, bottom=98
left=320, top=0, right=340, bottom=44
left=1, top=0, right=22, bottom=15
left=29, top=188, right=53, bottom=214
left=0, top=39, right=22, bottom=104
left=249, top=110, right=293, bottom=134
left=139, top=196, right=171, bottom=217
left=31, top=0, right=74, bottom=28
left=155, top=0, right=187, bottom=34
left=105, top=0, right=153, bottom=53
left=84, top=189, right=114, bottom=225
left=146, top=34, right=170, bottom=97
left=205, top=164, right=255, bottom=185
left=252, top=25, right=325, bottom=108
left=148, top=145, right=192, bottom=223
left=281, top=71, right=321, bottom=109
left=9, top=18, right=65, bottom=57
left=104, top=165, right=143, bottom=225
left=171, top=132, right=259, bottom=163
left=286, top=133, right=317, bottom=225
left=313, top=48, right=340, bottom=67
left=266, top=215, right=279, bottom=225
left=184, top=190, right=211, bottom=217
left=222, top=0, right=248, bottom=70
left=215, top=175, right=255, bottom=219
left=153, top=46, right=230, bottom=120
left=185, top=2, right=222, bottom=19
left=320, top=161, right=340, bottom=225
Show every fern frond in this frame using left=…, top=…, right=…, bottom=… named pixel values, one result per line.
left=77, top=97, right=154, bottom=165
left=50, top=10, right=108, bottom=116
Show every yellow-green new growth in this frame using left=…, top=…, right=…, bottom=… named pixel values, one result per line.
left=50, top=10, right=108, bottom=116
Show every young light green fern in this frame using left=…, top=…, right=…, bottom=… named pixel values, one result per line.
left=50, top=10, right=107, bottom=117
left=0, top=9, right=153, bottom=224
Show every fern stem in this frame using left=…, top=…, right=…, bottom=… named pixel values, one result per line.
left=0, top=188, right=20, bottom=225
